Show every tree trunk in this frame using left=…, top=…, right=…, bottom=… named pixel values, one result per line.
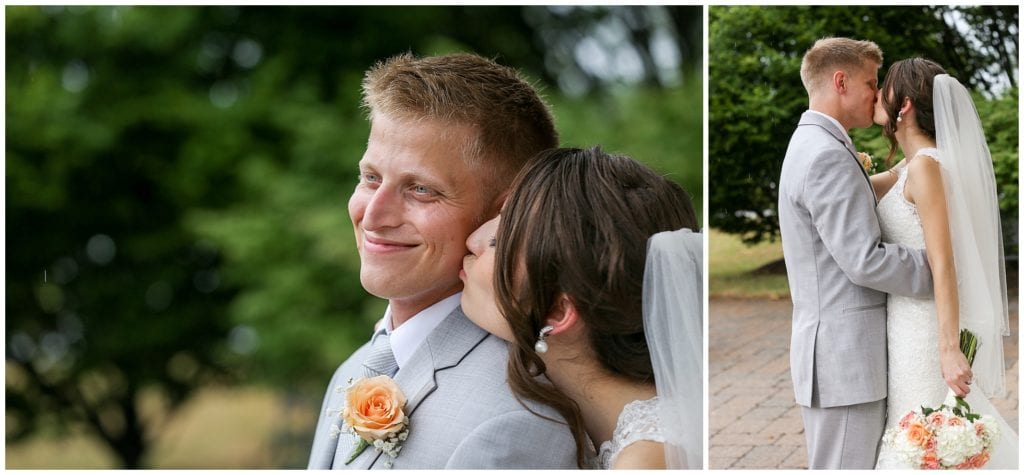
left=111, top=394, right=147, bottom=468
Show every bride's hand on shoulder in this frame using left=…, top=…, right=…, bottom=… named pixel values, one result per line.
left=611, top=441, right=666, bottom=470
left=940, top=347, right=973, bottom=397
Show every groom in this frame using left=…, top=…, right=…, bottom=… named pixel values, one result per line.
left=778, top=37, right=934, bottom=469
left=306, top=53, right=577, bottom=469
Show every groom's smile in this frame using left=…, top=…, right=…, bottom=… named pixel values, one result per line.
left=362, top=235, right=418, bottom=254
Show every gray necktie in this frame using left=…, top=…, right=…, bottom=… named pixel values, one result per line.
left=362, top=331, right=398, bottom=378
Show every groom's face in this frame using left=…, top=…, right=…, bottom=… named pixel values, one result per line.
left=349, top=113, right=492, bottom=311
left=843, top=62, right=880, bottom=128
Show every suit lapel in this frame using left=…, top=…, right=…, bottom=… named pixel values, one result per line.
left=352, top=306, right=489, bottom=469
left=328, top=344, right=376, bottom=469
left=312, top=342, right=371, bottom=469
left=396, top=306, right=489, bottom=415
left=798, top=111, right=876, bottom=204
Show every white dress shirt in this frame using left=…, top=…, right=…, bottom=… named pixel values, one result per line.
left=377, top=292, right=462, bottom=370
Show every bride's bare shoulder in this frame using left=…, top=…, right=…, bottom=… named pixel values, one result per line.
left=610, top=440, right=666, bottom=469
left=907, top=152, right=943, bottom=181
left=904, top=152, right=945, bottom=204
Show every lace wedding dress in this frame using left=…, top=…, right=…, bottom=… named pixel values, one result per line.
left=874, top=151, right=1018, bottom=469
left=593, top=397, right=665, bottom=469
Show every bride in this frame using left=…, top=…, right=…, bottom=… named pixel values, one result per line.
left=869, top=58, right=1018, bottom=469
left=458, top=146, right=703, bottom=469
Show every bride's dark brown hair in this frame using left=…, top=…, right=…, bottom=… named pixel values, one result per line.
left=879, top=57, right=947, bottom=165
left=493, top=146, right=697, bottom=467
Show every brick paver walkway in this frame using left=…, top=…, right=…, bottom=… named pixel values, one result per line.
left=709, top=296, right=1019, bottom=469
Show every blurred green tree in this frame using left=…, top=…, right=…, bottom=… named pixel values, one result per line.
left=972, top=87, right=1020, bottom=255
left=6, top=5, right=701, bottom=468
left=708, top=5, right=1018, bottom=246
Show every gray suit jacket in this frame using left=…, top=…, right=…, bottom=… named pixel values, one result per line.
left=778, top=111, right=933, bottom=409
left=307, top=306, right=578, bottom=469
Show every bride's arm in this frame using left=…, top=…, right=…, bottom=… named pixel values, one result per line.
left=905, top=155, right=973, bottom=397
left=868, top=158, right=907, bottom=199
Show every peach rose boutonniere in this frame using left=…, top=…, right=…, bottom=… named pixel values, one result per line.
left=338, top=375, right=409, bottom=468
left=857, top=151, right=873, bottom=171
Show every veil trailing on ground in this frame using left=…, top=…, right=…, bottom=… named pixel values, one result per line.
left=931, top=74, right=1009, bottom=399
left=643, top=228, right=703, bottom=469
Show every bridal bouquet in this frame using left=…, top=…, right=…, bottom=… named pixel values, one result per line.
left=881, top=330, right=1001, bottom=469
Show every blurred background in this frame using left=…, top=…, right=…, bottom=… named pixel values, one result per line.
left=707, top=6, right=1018, bottom=469
left=5, top=5, right=703, bottom=468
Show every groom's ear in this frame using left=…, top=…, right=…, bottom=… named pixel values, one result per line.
left=832, top=70, right=847, bottom=93
left=544, top=293, right=582, bottom=336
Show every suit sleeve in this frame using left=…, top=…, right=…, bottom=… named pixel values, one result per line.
left=804, top=148, right=933, bottom=298
left=445, top=409, right=579, bottom=469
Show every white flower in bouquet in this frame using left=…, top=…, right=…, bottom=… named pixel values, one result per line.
left=936, top=420, right=982, bottom=466
left=885, top=428, right=925, bottom=467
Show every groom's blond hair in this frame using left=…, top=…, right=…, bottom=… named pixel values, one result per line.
left=361, top=52, right=557, bottom=197
left=801, top=37, right=883, bottom=95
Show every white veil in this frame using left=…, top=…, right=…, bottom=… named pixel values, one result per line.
left=931, top=74, right=1010, bottom=398
left=643, top=228, right=703, bottom=469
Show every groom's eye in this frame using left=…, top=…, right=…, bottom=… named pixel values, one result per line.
left=359, top=171, right=381, bottom=185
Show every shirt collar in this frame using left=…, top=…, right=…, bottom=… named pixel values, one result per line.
left=806, top=109, right=854, bottom=147
left=379, top=292, right=462, bottom=370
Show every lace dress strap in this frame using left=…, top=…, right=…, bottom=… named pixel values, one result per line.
left=913, top=147, right=941, bottom=161
left=597, top=397, right=665, bottom=469
left=895, top=147, right=943, bottom=210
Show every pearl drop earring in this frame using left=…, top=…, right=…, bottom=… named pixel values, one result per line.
left=897, top=111, right=903, bottom=123
left=534, top=325, right=555, bottom=354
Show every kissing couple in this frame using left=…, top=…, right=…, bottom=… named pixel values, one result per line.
left=307, top=52, right=703, bottom=469
left=779, top=37, right=1018, bottom=469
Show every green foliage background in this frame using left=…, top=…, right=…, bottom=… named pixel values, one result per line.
left=6, top=5, right=702, bottom=468
left=709, top=5, right=1018, bottom=248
